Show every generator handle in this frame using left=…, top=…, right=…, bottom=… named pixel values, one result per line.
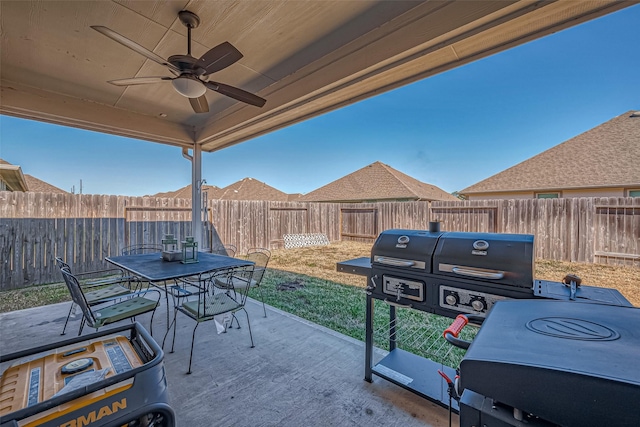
left=443, top=314, right=484, bottom=350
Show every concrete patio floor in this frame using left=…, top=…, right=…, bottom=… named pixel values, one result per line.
left=0, top=297, right=456, bottom=427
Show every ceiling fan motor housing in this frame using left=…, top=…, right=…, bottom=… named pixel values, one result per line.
left=168, top=55, right=205, bottom=75
left=178, top=11, right=200, bottom=29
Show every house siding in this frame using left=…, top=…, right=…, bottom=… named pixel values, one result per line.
left=467, top=187, right=630, bottom=200
left=466, top=191, right=532, bottom=200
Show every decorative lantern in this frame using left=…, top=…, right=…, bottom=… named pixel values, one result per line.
left=161, top=234, right=182, bottom=261
left=162, top=234, right=178, bottom=252
left=181, top=236, right=198, bottom=264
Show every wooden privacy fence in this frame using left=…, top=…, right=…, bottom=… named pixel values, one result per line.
left=431, top=198, right=640, bottom=266
left=1, top=193, right=639, bottom=289
left=0, top=193, right=195, bottom=288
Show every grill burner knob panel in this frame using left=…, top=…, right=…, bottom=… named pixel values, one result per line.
left=471, top=298, right=486, bottom=312
left=439, top=285, right=508, bottom=316
left=445, top=294, right=458, bottom=306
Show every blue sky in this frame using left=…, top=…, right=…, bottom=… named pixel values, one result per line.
left=1, top=5, right=639, bottom=197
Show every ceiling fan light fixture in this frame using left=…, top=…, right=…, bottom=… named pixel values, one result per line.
left=172, top=76, right=207, bottom=98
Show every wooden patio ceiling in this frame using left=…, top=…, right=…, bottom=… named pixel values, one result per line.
left=0, top=1, right=633, bottom=153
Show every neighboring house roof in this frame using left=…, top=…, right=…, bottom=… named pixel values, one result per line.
left=152, top=184, right=221, bottom=199
left=300, top=161, right=458, bottom=202
left=153, top=178, right=292, bottom=201
left=0, top=159, right=67, bottom=193
left=24, top=174, right=68, bottom=193
left=461, top=111, right=640, bottom=195
left=217, top=178, right=291, bottom=201
left=0, top=159, right=28, bottom=191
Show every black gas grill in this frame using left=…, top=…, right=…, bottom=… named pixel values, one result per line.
left=459, top=300, right=640, bottom=427
left=369, top=229, right=535, bottom=318
left=365, top=228, right=630, bottom=318
left=337, top=227, right=633, bottom=413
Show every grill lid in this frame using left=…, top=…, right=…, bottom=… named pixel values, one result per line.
left=460, top=300, right=640, bottom=427
left=371, top=229, right=444, bottom=273
left=434, top=232, right=534, bottom=287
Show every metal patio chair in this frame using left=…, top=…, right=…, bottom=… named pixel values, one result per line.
left=121, top=244, right=163, bottom=255
left=55, top=257, right=137, bottom=335
left=210, top=244, right=237, bottom=257
left=60, top=266, right=161, bottom=336
left=165, top=266, right=256, bottom=374
left=120, top=244, right=163, bottom=289
left=214, top=248, right=271, bottom=317
left=169, top=244, right=237, bottom=303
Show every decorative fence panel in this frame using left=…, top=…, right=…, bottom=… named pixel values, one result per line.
left=1, top=192, right=638, bottom=289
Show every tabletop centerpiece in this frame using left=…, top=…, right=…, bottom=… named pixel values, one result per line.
left=161, top=234, right=182, bottom=262
left=181, top=236, right=198, bottom=264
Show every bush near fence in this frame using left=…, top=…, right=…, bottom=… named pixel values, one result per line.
left=1, top=192, right=638, bottom=289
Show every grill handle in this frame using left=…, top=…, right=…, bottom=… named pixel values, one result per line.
left=376, top=257, right=416, bottom=267
left=451, top=266, right=504, bottom=280
left=383, top=298, right=413, bottom=309
left=443, top=314, right=485, bottom=350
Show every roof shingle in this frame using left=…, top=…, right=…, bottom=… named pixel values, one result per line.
left=300, top=161, right=457, bottom=202
left=461, top=111, right=640, bottom=194
left=152, top=178, right=292, bottom=201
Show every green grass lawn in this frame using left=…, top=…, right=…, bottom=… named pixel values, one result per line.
left=260, top=269, right=475, bottom=367
left=0, top=282, right=70, bottom=313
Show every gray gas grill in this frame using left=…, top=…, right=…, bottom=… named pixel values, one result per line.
left=459, top=300, right=640, bottom=427
left=337, top=228, right=632, bottom=411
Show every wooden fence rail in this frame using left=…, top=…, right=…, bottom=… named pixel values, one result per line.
left=1, top=192, right=638, bottom=289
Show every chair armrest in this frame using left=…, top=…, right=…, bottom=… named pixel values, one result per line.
left=90, top=288, right=161, bottom=306
left=74, top=268, right=126, bottom=278
left=75, top=268, right=133, bottom=286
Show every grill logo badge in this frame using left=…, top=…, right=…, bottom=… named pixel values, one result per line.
left=396, top=235, right=409, bottom=248
left=526, top=317, right=620, bottom=341
left=472, top=240, right=488, bottom=256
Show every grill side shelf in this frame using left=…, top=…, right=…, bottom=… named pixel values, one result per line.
left=336, top=257, right=371, bottom=277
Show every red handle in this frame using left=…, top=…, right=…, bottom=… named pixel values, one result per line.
left=437, top=369, right=453, bottom=384
left=443, top=314, right=468, bottom=338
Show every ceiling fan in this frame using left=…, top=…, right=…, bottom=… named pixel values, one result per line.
left=92, top=10, right=266, bottom=113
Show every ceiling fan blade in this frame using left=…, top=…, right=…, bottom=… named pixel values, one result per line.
left=91, top=26, right=180, bottom=73
left=198, top=42, right=243, bottom=75
left=204, top=81, right=266, bottom=107
left=189, top=95, right=210, bottom=113
left=108, top=77, right=172, bottom=86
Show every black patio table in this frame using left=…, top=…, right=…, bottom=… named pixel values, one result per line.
left=106, top=252, right=252, bottom=282
left=106, top=252, right=254, bottom=329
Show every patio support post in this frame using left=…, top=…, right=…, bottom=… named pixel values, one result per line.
left=193, top=143, right=204, bottom=249
left=184, top=144, right=205, bottom=249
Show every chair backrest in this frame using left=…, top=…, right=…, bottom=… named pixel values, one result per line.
left=246, top=248, right=270, bottom=268
left=121, top=244, right=163, bottom=256
left=245, top=248, right=271, bottom=285
left=211, top=244, right=237, bottom=258
left=60, top=267, right=97, bottom=328
left=221, top=266, right=255, bottom=302
left=55, top=257, right=71, bottom=271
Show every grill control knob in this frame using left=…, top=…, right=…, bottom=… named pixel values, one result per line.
left=471, top=298, right=486, bottom=312
left=445, top=294, right=458, bottom=306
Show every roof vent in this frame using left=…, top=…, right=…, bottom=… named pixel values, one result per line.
left=631, top=111, right=640, bottom=118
